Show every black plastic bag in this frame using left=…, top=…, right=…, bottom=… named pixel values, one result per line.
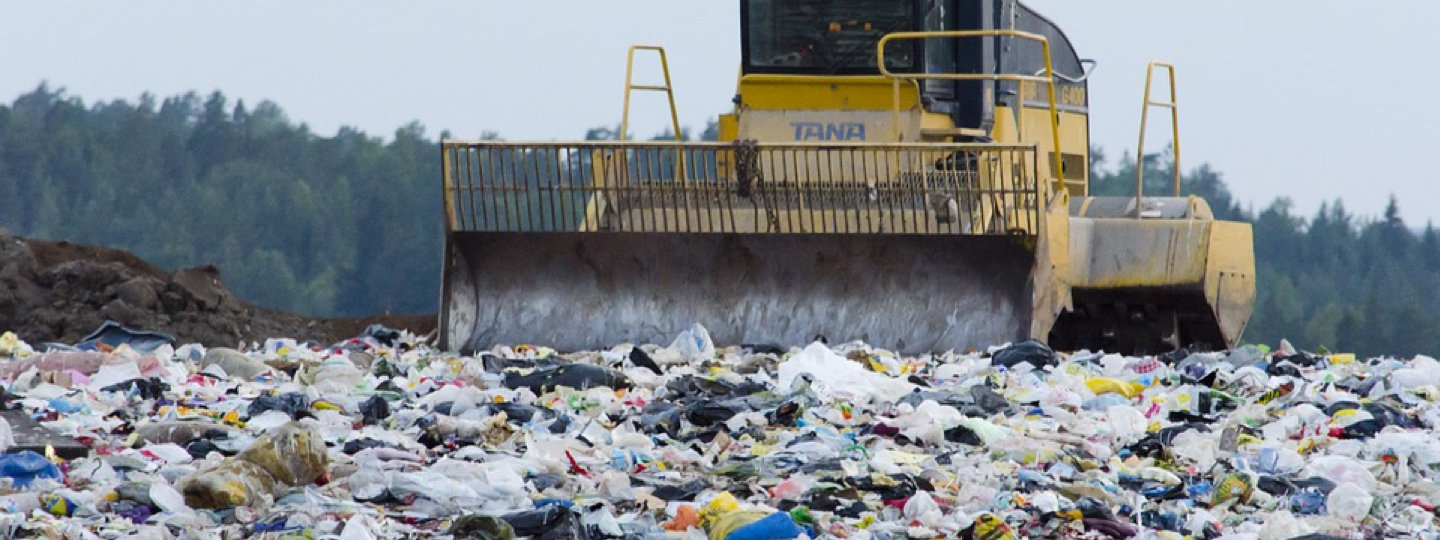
left=628, top=347, right=663, bottom=375
left=246, top=392, right=309, bottom=419
left=449, top=515, right=516, bottom=540
left=503, top=506, right=584, bottom=540
left=990, top=340, right=1057, bottom=369
left=503, top=364, right=632, bottom=393
left=359, top=395, right=391, bottom=425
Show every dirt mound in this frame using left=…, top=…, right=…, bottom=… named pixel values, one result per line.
left=0, top=234, right=435, bottom=346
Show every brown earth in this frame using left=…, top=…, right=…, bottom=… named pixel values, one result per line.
left=0, top=234, right=436, bottom=347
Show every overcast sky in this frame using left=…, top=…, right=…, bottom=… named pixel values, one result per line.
left=5, top=1, right=1437, bottom=224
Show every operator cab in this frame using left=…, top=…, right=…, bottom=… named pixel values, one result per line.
left=739, top=0, right=1090, bottom=136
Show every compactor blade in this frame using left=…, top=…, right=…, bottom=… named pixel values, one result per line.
left=440, top=232, right=1036, bottom=354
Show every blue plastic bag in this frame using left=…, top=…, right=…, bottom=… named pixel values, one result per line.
left=0, top=451, right=63, bottom=488
left=725, top=512, right=804, bottom=540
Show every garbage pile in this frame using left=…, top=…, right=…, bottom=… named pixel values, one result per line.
left=0, top=322, right=1437, bottom=540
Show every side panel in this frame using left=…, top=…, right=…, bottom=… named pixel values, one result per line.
left=1068, top=218, right=1211, bottom=289
left=992, top=106, right=1089, bottom=194
left=1204, top=221, right=1256, bottom=346
left=442, top=232, right=1036, bottom=354
left=1030, top=191, right=1073, bottom=340
left=1054, top=217, right=1255, bottom=351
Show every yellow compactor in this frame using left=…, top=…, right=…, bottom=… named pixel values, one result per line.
left=438, top=0, right=1255, bottom=355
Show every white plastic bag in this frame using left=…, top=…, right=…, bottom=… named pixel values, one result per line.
left=1326, top=482, right=1374, bottom=522
left=1390, top=355, right=1440, bottom=389
left=776, top=341, right=916, bottom=402
left=903, top=491, right=943, bottom=526
left=1256, top=511, right=1313, bottom=540
left=1171, top=429, right=1218, bottom=468
left=1106, top=405, right=1148, bottom=442
left=0, top=416, right=14, bottom=452
left=666, top=323, right=715, bottom=361
left=1303, top=455, right=1377, bottom=491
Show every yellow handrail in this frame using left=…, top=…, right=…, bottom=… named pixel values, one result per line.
left=619, top=45, right=685, bottom=183
left=620, top=45, right=683, bottom=142
left=876, top=30, right=1066, bottom=196
left=1136, top=61, right=1181, bottom=218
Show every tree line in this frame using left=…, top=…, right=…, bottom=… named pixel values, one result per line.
left=0, top=85, right=1435, bottom=356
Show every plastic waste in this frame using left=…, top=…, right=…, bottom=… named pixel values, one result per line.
left=0, top=350, right=110, bottom=378
left=6, top=318, right=1440, bottom=539
left=75, top=320, right=176, bottom=353
left=1302, top=455, right=1377, bottom=491
left=359, top=395, right=391, bottom=425
left=769, top=474, right=811, bottom=501
left=664, top=504, right=700, bottom=531
left=247, top=392, right=310, bottom=418
left=668, top=323, right=716, bottom=361
left=149, top=483, right=188, bottom=513
left=0, top=415, right=13, bottom=452
left=41, top=493, right=77, bottom=516
left=628, top=346, right=663, bottom=375
left=1106, top=405, right=1148, bottom=441
left=1211, top=472, right=1254, bottom=506
left=1224, top=345, right=1267, bottom=368
left=202, top=347, right=272, bottom=379
left=360, top=324, right=404, bottom=347
left=0, top=451, right=63, bottom=488
left=1325, top=481, right=1373, bottom=522
left=176, top=421, right=328, bottom=508
left=503, top=363, right=632, bottom=393
left=990, top=339, right=1057, bottom=368
left=504, top=505, right=583, bottom=539
left=1085, top=377, right=1145, bottom=398
left=1291, top=487, right=1327, bottom=515
left=722, top=512, right=803, bottom=540
left=450, top=515, right=517, bottom=540
left=86, top=361, right=145, bottom=391
left=1170, top=429, right=1219, bottom=468
left=0, top=331, right=33, bottom=357
left=776, top=341, right=916, bottom=401
left=903, top=491, right=941, bottom=523
left=954, top=417, right=1008, bottom=444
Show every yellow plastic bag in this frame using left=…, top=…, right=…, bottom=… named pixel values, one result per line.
left=176, top=421, right=328, bottom=509
left=0, top=331, right=32, bottom=357
left=972, top=513, right=1016, bottom=540
left=700, top=491, right=741, bottom=527
left=238, top=421, right=328, bottom=485
left=177, top=459, right=278, bottom=509
left=1085, top=378, right=1145, bottom=398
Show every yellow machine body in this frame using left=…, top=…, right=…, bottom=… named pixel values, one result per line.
left=438, top=0, right=1255, bottom=354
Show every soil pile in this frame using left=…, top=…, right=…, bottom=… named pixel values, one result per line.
left=0, top=234, right=434, bottom=346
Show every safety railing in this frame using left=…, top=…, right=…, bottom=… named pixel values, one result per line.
left=876, top=30, right=1068, bottom=196
left=1135, top=61, right=1182, bottom=218
left=441, top=141, right=1044, bottom=236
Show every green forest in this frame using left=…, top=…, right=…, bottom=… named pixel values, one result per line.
left=1, top=85, right=1437, bottom=356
